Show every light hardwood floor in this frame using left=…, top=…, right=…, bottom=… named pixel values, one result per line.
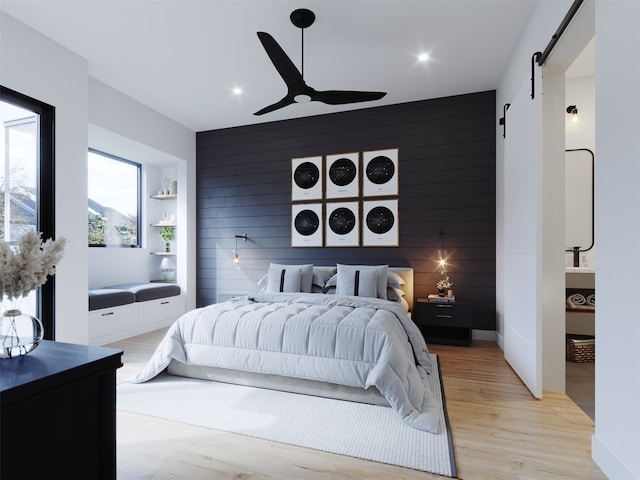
left=110, top=330, right=607, bottom=480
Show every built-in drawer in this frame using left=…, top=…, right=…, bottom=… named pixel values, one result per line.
left=138, top=295, right=186, bottom=326
left=88, top=304, right=137, bottom=339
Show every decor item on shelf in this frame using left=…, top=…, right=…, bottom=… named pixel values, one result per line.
left=160, top=226, right=175, bottom=252
left=160, top=257, right=176, bottom=282
left=0, top=230, right=66, bottom=359
left=234, top=234, right=248, bottom=264
left=170, top=180, right=177, bottom=195
left=162, top=176, right=172, bottom=195
left=436, top=277, right=453, bottom=298
left=566, top=104, right=578, bottom=122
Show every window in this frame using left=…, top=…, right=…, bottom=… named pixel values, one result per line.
left=88, top=149, right=141, bottom=247
left=1, top=86, right=55, bottom=338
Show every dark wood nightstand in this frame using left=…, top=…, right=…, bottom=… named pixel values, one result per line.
left=415, top=298, right=473, bottom=346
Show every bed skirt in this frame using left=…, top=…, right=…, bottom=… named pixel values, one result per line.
left=167, top=360, right=390, bottom=407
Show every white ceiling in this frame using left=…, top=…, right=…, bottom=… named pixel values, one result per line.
left=1, top=0, right=539, bottom=132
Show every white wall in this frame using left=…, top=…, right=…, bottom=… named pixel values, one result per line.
left=1, top=12, right=198, bottom=343
left=591, top=2, right=640, bottom=478
left=498, top=0, right=640, bottom=477
left=1, top=12, right=89, bottom=343
left=89, top=78, right=196, bottom=311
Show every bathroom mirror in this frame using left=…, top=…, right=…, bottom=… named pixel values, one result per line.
left=565, top=149, right=594, bottom=263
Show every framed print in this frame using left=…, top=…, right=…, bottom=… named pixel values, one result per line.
left=362, top=199, right=398, bottom=247
left=362, top=148, right=398, bottom=197
left=325, top=152, right=359, bottom=199
left=292, top=203, right=323, bottom=247
left=325, top=201, right=359, bottom=247
left=291, top=156, right=322, bottom=201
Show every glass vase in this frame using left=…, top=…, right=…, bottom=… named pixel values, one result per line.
left=1, top=309, right=44, bottom=359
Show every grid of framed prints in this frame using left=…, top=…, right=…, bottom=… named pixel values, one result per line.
left=291, top=149, right=399, bottom=247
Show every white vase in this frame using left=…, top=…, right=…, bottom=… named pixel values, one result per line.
left=1, top=309, right=43, bottom=359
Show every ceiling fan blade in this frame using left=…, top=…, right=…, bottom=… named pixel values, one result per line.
left=254, top=96, right=295, bottom=115
left=257, top=32, right=304, bottom=90
left=313, top=90, right=387, bottom=105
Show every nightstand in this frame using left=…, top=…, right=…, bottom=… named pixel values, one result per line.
left=414, top=298, right=473, bottom=346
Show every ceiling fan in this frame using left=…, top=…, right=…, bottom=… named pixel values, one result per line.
left=254, top=8, right=387, bottom=116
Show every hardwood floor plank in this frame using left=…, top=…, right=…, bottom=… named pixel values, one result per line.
left=110, top=331, right=606, bottom=479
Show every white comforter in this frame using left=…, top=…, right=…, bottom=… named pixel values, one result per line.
left=131, top=293, right=440, bottom=432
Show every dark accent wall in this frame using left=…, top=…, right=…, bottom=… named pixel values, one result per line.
left=196, top=91, right=496, bottom=330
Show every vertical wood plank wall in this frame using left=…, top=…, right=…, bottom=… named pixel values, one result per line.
left=196, top=91, right=496, bottom=330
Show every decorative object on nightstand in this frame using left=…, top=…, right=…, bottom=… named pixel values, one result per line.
left=436, top=276, right=453, bottom=298
left=415, top=297, right=472, bottom=346
left=0, top=230, right=66, bottom=358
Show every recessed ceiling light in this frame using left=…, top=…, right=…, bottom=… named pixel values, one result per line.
left=418, top=53, right=429, bottom=62
left=232, top=87, right=243, bottom=95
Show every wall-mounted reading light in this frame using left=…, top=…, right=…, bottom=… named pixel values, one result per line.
left=234, top=234, right=248, bottom=264
left=566, top=105, right=578, bottom=122
left=438, top=231, right=448, bottom=275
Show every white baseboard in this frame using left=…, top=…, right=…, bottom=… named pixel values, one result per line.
left=592, top=434, right=635, bottom=480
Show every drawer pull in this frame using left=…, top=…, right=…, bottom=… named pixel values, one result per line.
left=101, top=312, right=114, bottom=317
left=436, top=304, right=452, bottom=308
left=161, top=301, right=170, bottom=305
left=436, top=314, right=453, bottom=319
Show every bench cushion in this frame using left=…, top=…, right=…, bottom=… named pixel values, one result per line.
left=106, top=283, right=181, bottom=302
left=88, top=289, right=135, bottom=311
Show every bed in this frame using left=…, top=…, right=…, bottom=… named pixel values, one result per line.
left=130, top=264, right=440, bottom=432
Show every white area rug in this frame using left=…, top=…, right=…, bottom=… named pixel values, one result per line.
left=117, top=354, right=457, bottom=478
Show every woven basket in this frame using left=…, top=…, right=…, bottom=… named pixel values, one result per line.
left=566, top=337, right=595, bottom=363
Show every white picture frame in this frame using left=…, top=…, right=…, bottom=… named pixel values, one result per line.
left=362, top=199, right=399, bottom=247
left=325, top=201, right=359, bottom=247
left=325, top=152, right=359, bottom=199
left=291, top=156, right=323, bottom=201
left=291, top=203, right=323, bottom=247
left=362, top=148, right=399, bottom=197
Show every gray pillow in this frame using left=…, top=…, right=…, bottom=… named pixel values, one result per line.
left=269, top=263, right=314, bottom=292
left=266, top=267, right=302, bottom=293
left=312, top=266, right=337, bottom=289
left=336, top=264, right=388, bottom=300
left=336, top=267, right=378, bottom=298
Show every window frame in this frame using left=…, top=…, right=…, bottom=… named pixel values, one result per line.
left=88, top=148, right=142, bottom=248
left=0, top=85, right=56, bottom=339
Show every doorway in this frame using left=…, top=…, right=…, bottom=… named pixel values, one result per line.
left=563, top=39, right=596, bottom=420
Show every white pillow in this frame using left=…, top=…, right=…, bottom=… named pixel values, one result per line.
left=336, top=264, right=388, bottom=300
left=266, top=267, right=302, bottom=293
left=336, top=267, right=378, bottom=298
left=270, top=263, right=314, bottom=292
left=387, top=271, right=405, bottom=288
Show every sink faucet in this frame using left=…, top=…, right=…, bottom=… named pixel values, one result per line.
left=572, top=246, right=581, bottom=267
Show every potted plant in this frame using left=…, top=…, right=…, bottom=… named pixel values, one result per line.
left=160, top=226, right=175, bottom=252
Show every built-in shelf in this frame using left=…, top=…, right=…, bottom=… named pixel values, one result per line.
left=150, top=194, right=176, bottom=200
left=150, top=223, right=177, bottom=227
left=150, top=279, right=177, bottom=283
left=150, top=252, right=176, bottom=256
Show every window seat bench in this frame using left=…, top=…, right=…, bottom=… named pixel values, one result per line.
left=88, top=283, right=185, bottom=346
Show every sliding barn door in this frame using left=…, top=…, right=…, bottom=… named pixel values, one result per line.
left=503, top=72, right=543, bottom=398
